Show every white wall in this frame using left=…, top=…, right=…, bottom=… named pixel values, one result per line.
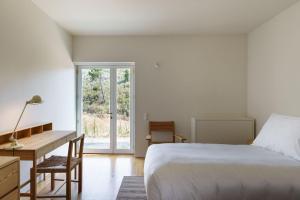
left=73, top=35, right=247, bottom=157
left=247, top=1, right=300, bottom=132
left=0, top=0, right=75, bottom=186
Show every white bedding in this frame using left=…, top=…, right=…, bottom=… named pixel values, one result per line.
left=144, top=143, right=300, bottom=200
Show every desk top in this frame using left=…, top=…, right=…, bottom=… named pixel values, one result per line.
left=0, top=131, right=76, bottom=159
left=2, top=131, right=75, bottom=150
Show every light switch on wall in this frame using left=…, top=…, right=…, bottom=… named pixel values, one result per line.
left=144, top=113, right=148, bottom=121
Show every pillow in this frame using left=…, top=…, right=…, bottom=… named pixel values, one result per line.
left=252, top=113, right=300, bottom=160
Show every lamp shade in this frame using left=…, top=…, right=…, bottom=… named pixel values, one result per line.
left=27, top=95, right=43, bottom=105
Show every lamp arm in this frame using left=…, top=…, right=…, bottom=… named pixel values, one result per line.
left=11, top=102, right=28, bottom=140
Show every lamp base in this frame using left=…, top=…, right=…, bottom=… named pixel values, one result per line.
left=4, top=140, right=24, bottom=150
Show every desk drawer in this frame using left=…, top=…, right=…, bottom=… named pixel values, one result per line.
left=0, top=161, right=19, bottom=198
left=1, top=188, right=19, bottom=200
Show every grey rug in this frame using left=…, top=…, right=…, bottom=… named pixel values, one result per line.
left=117, top=176, right=147, bottom=200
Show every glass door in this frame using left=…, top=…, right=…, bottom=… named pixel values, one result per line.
left=77, top=63, right=135, bottom=154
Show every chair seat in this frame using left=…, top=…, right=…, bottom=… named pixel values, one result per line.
left=36, top=156, right=81, bottom=173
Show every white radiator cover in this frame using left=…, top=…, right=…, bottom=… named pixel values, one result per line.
left=191, top=117, right=255, bottom=144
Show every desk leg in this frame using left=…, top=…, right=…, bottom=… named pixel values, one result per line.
left=30, top=158, right=37, bottom=200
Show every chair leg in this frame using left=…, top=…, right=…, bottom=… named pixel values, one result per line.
left=51, top=173, right=55, bottom=191
left=30, top=167, right=36, bottom=200
left=78, top=163, right=83, bottom=193
left=66, top=171, right=72, bottom=200
left=43, top=156, right=46, bottom=181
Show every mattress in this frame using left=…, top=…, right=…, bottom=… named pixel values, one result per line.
left=144, top=143, right=300, bottom=200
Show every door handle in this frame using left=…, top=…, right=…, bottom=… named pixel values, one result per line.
left=107, top=112, right=113, bottom=119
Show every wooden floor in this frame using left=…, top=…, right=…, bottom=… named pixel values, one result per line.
left=21, top=154, right=144, bottom=200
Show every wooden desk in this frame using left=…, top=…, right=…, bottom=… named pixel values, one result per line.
left=0, top=129, right=76, bottom=200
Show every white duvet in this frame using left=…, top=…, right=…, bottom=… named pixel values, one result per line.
left=144, top=143, right=300, bottom=200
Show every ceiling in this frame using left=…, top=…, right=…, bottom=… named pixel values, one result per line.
left=32, top=0, right=299, bottom=35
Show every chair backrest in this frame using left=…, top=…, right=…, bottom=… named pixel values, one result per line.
left=67, top=134, right=85, bottom=168
left=149, top=121, right=175, bottom=143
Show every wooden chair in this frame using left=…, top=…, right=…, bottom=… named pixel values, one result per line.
left=146, top=121, right=187, bottom=146
left=31, top=135, right=85, bottom=199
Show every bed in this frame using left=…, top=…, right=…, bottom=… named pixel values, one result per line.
left=144, top=114, right=300, bottom=200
